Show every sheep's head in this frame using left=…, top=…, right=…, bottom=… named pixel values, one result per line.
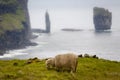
left=46, top=58, right=55, bottom=69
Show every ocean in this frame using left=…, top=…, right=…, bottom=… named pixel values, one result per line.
left=0, top=29, right=120, bottom=61
left=0, top=8, right=120, bottom=61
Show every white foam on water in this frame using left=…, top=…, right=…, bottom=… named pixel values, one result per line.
left=0, top=50, right=28, bottom=58
left=0, top=33, right=42, bottom=59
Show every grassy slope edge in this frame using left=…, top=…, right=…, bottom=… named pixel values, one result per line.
left=0, top=9, right=25, bottom=34
left=0, top=58, right=120, bottom=80
left=0, top=0, right=25, bottom=34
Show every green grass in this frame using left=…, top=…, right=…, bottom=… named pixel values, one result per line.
left=0, top=0, right=17, bottom=5
left=0, top=58, right=120, bottom=80
left=0, top=0, right=25, bottom=34
left=0, top=9, right=25, bottom=34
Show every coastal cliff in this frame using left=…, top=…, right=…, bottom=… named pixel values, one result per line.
left=0, top=0, right=31, bottom=54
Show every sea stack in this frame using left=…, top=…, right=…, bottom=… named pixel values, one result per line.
left=45, top=11, right=51, bottom=33
left=93, top=7, right=112, bottom=31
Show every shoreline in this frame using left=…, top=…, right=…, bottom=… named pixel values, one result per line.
left=1, top=31, right=120, bottom=62
left=0, top=33, right=39, bottom=56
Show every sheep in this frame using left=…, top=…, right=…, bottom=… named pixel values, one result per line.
left=45, top=53, right=78, bottom=72
left=84, top=54, right=99, bottom=59
left=46, top=58, right=55, bottom=69
left=54, top=53, right=78, bottom=72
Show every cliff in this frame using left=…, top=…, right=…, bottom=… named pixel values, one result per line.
left=93, top=7, right=112, bottom=31
left=0, top=0, right=31, bottom=54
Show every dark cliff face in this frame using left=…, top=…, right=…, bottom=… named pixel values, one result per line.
left=18, top=0, right=31, bottom=39
left=0, top=0, right=31, bottom=53
left=93, top=7, right=112, bottom=31
left=0, top=0, right=18, bottom=14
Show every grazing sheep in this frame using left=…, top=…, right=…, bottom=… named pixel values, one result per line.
left=46, top=58, right=55, bottom=69
left=54, top=53, right=78, bottom=72
left=26, top=57, right=41, bottom=64
left=84, top=54, right=99, bottom=59
left=84, top=54, right=90, bottom=58
left=78, top=54, right=83, bottom=58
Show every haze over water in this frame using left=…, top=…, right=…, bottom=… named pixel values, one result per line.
left=28, top=0, right=120, bottom=31
left=0, top=0, right=120, bottom=61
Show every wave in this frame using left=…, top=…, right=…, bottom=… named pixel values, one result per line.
left=0, top=50, right=28, bottom=59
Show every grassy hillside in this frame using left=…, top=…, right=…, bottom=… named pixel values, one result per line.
left=0, top=0, right=17, bottom=5
left=0, top=10, right=25, bottom=34
left=0, top=58, right=120, bottom=80
left=0, top=0, right=25, bottom=34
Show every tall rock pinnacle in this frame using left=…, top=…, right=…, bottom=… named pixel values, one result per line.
left=45, top=11, right=51, bottom=33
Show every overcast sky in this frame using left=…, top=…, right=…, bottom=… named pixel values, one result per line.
left=28, top=0, right=120, bottom=30
left=29, top=0, right=120, bottom=10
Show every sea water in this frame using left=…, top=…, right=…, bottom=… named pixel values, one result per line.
left=0, top=29, right=120, bottom=61
left=0, top=9, right=120, bottom=61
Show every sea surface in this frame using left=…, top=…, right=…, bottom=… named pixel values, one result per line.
left=0, top=29, right=120, bottom=61
left=0, top=6, right=120, bottom=61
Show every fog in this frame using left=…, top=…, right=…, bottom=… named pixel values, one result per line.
left=29, top=0, right=120, bottom=9
left=28, top=0, right=120, bottom=32
left=1, top=0, right=120, bottom=60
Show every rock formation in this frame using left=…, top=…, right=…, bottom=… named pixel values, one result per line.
left=32, top=11, right=51, bottom=33
left=45, top=11, right=51, bottom=33
left=93, top=7, right=112, bottom=30
left=61, top=28, right=83, bottom=32
left=0, top=0, right=31, bottom=54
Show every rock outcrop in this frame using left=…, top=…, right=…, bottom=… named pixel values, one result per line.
left=32, top=11, right=51, bottom=34
left=45, top=11, right=51, bottom=33
left=93, top=7, right=112, bottom=30
left=0, top=0, right=31, bottom=54
left=61, top=28, right=83, bottom=32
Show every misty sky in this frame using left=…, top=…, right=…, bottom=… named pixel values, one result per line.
left=28, top=0, right=120, bottom=31
left=29, top=0, right=120, bottom=10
